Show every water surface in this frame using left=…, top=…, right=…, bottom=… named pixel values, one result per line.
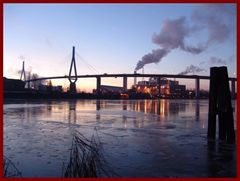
left=4, top=99, right=236, bottom=177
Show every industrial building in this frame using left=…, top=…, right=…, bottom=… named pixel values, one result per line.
left=134, top=77, right=186, bottom=98
left=92, top=85, right=128, bottom=98
left=3, top=77, right=25, bottom=92
left=93, top=85, right=125, bottom=94
left=38, top=84, right=63, bottom=93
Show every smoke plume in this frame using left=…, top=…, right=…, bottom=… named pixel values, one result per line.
left=191, top=4, right=235, bottom=46
left=134, top=4, right=235, bottom=71
left=209, top=57, right=227, bottom=65
left=200, top=56, right=228, bottom=66
left=135, top=49, right=169, bottom=71
left=178, top=65, right=205, bottom=75
left=19, top=55, right=25, bottom=61
left=152, top=17, right=205, bottom=54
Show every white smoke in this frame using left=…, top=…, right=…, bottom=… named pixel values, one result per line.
left=135, top=4, right=235, bottom=71
left=152, top=17, right=205, bottom=54
left=200, top=56, right=228, bottom=66
left=135, top=49, right=169, bottom=71
left=209, top=57, right=227, bottom=65
left=191, top=4, right=236, bottom=46
left=178, top=65, right=206, bottom=75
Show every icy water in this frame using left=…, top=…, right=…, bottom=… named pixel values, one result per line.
left=4, top=99, right=236, bottom=178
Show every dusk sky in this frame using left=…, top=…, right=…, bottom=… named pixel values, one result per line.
left=4, top=3, right=236, bottom=92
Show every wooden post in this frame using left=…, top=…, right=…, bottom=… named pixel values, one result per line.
left=207, top=66, right=235, bottom=144
left=217, top=67, right=228, bottom=141
left=208, top=67, right=218, bottom=139
left=217, top=67, right=235, bottom=143
left=231, top=80, right=236, bottom=99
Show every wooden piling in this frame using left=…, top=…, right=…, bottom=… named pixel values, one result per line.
left=207, top=67, right=218, bottom=140
left=207, top=66, right=235, bottom=144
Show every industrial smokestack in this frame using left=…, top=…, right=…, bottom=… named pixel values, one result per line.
left=142, top=67, right=144, bottom=81
left=134, top=70, right=137, bottom=86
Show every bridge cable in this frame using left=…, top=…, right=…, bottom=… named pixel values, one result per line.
left=75, top=52, right=99, bottom=74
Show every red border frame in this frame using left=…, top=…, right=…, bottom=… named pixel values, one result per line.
left=237, top=1, right=239, bottom=179
left=1, top=2, right=3, bottom=179
left=1, top=1, right=239, bottom=180
left=1, top=0, right=239, bottom=3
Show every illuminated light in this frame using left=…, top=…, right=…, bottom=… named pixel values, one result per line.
left=147, top=88, right=150, bottom=93
left=120, top=93, right=129, bottom=99
left=160, top=99, right=167, bottom=117
left=144, top=101, right=147, bottom=113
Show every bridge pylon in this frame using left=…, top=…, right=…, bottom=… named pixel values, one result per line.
left=20, top=61, right=26, bottom=82
left=68, top=46, right=78, bottom=93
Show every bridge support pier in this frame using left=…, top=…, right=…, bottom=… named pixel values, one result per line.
left=123, top=77, right=127, bottom=91
left=96, top=76, right=101, bottom=95
left=195, top=78, right=200, bottom=99
left=231, top=80, right=236, bottom=99
left=69, top=82, right=76, bottom=93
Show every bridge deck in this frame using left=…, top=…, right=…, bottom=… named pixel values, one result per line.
left=26, top=73, right=237, bottom=82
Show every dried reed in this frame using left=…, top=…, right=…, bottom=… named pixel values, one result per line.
left=4, top=156, right=22, bottom=178
left=63, top=130, right=116, bottom=177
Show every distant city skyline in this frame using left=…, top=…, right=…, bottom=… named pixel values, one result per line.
left=4, top=3, right=236, bottom=92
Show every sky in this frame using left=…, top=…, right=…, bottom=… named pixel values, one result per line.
left=3, top=3, right=236, bottom=92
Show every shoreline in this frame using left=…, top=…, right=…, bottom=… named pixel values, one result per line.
left=3, top=91, right=212, bottom=100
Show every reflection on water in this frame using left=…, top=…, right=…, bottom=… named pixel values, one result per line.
left=195, top=100, right=200, bottom=121
left=129, top=99, right=187, bottom=116
left=3, top=99, right=236, bottom=177
left=4, top=99, right=236, bottom=130
left=4, top=99, right=236, bottom=131
left=95, top=99, right=189, bottom=115
left=68, top=100, right=77, bottom=124
left=207, top=140, right=235, bottom=177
